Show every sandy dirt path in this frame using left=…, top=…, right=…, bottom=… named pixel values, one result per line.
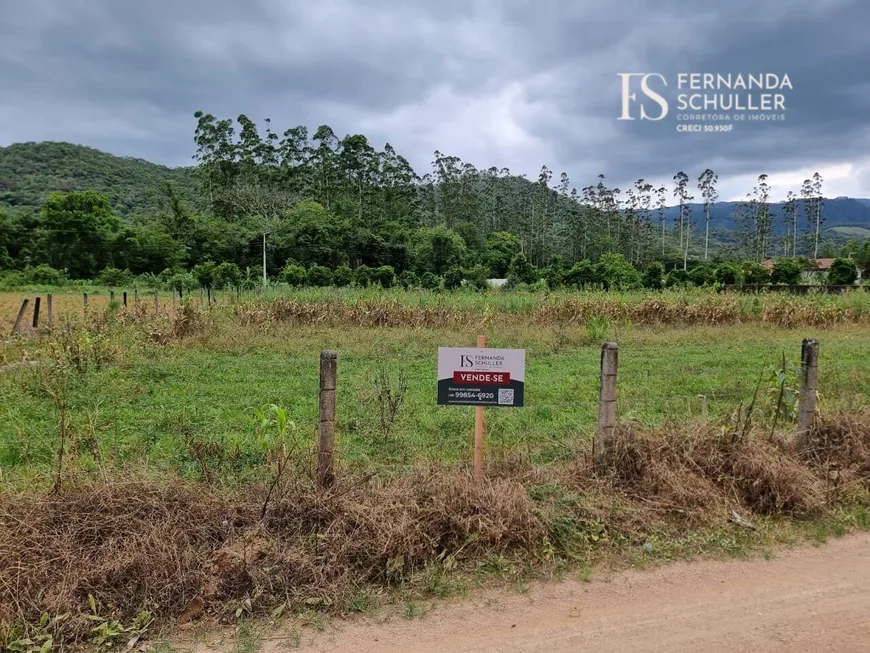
left=273, top=533, right=870, bottom=652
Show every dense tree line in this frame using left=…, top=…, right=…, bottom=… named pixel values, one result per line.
left=0, top=113, right=868, bottom=289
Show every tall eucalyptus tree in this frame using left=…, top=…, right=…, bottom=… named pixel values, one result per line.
left=697, top=168, right=718, bottom=261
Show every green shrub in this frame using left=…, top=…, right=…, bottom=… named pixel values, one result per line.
left=398, top=270, right=420, bottom=289
left=419, top=272, right=441, bottom=289
left=525, top=279, right=549, bottom=292
left=742, top=261, right=770, bottom=285
left=354, top=265, right=375, bottom=287
left=595, top=253, right=642, bottom=290
left=543, top=267, right=563, bottom=290
left=192, top=260, right=218, bottom=288
left=97, top=266, right=134, bottom=287
left=240, top=267, right=260, bottom=290
left=689, top=264, right=714, bottom=287
left=0, top=270, right=27, bottom=289
left=306, top=265, right=333, bottom=287
left=167, top=271, right=198, bottom=296
left=214, top=262, right=243, bottom=289
left=281, top=263, right=307, bottom=287
left=443, top=266, right=464, bottom=290
left=333, top=264, right=353, bottom=287
left=642, top=261, right=665, bottom=289
left=771, top=258, right=804, bottom=285
left=827, top=258, right=858, bottom=286
left=27, top=264, right=68, bottom=286
left=563, top=260, right=598, bottom=289
left=372, top=266, right=396, bottom=288
left=542, top=255, right=565, bottom=290
left=506, top=253, right=538, bottom=287
left=713, top=263, right=741, bottom=285
left=464, top=264, right=490, bottom=290
left=585, top=315, right=610, bottom=343
left=666, top=269, right=692, bottom=288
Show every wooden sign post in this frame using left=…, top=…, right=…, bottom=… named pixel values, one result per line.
left=437, top=339, right=525, bottom=481
left=474, top=335, right=487, bottom=480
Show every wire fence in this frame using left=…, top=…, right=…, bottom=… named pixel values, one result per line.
left=2, top=339, right=867, bottom=478
left=6, top=283, right=870, bottom=337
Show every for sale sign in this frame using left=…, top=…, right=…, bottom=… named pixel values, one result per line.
left=437, top=348, right=525, bottom=407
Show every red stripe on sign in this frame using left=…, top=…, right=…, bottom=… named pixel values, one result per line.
left=453, top=371, right=510, bottom=385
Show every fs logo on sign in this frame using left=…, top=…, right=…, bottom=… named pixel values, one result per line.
left=617, top=73, right=668, bottom=121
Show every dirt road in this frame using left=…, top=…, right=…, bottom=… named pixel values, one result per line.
left=284, top=533, right=870, bottom=652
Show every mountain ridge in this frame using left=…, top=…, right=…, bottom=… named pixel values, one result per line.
left=662, top=197, right=870, bottom=233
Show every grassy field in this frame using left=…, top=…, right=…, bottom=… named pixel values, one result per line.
left=2, top=291, right=868, bottom=482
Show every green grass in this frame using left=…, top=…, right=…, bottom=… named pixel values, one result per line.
left=2, top=311, right=868, bottom=481
left=232, top=621, right=260, bottom=653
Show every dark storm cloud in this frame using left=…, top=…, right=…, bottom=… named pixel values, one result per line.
left=1, top=0, right=868, bottom=198
left=507, top=0, right=870, bottom=196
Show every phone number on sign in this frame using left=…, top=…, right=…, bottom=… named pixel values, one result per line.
left=451, top=391, right=495, bottom=400
left=677, top=124, right=733, bottom=133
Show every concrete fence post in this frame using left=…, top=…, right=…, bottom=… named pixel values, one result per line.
left=12, top=298, right=30, bottom=335
left=83, top=292, right=89, bottom=316
left=317, top=350, right=338, bottom=489
left=110, top=290, right=115, bottom=305
left=797, top=338, right=819, bottom=447
left=123, top=291, right=128, bottom=308
left=594, top=342, right=619, bottom=470
left=46, top=294, right=53, bottom=328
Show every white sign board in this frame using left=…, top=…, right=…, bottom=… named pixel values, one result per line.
left=437, top=348, right=525, bottom=407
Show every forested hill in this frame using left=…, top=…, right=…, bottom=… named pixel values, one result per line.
left=2, top=141, right=868, bottom=239
left=0, top=141, right=199, bottom=217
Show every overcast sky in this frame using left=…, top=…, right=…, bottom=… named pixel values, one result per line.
left=1, top=0, right=869, bottom=202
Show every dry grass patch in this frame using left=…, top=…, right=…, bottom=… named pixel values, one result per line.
left=0, top=469, right=541, bottom=646
left=584, top=423, right=826, bottom=522
left=2, top=415, right=870, bottom=649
